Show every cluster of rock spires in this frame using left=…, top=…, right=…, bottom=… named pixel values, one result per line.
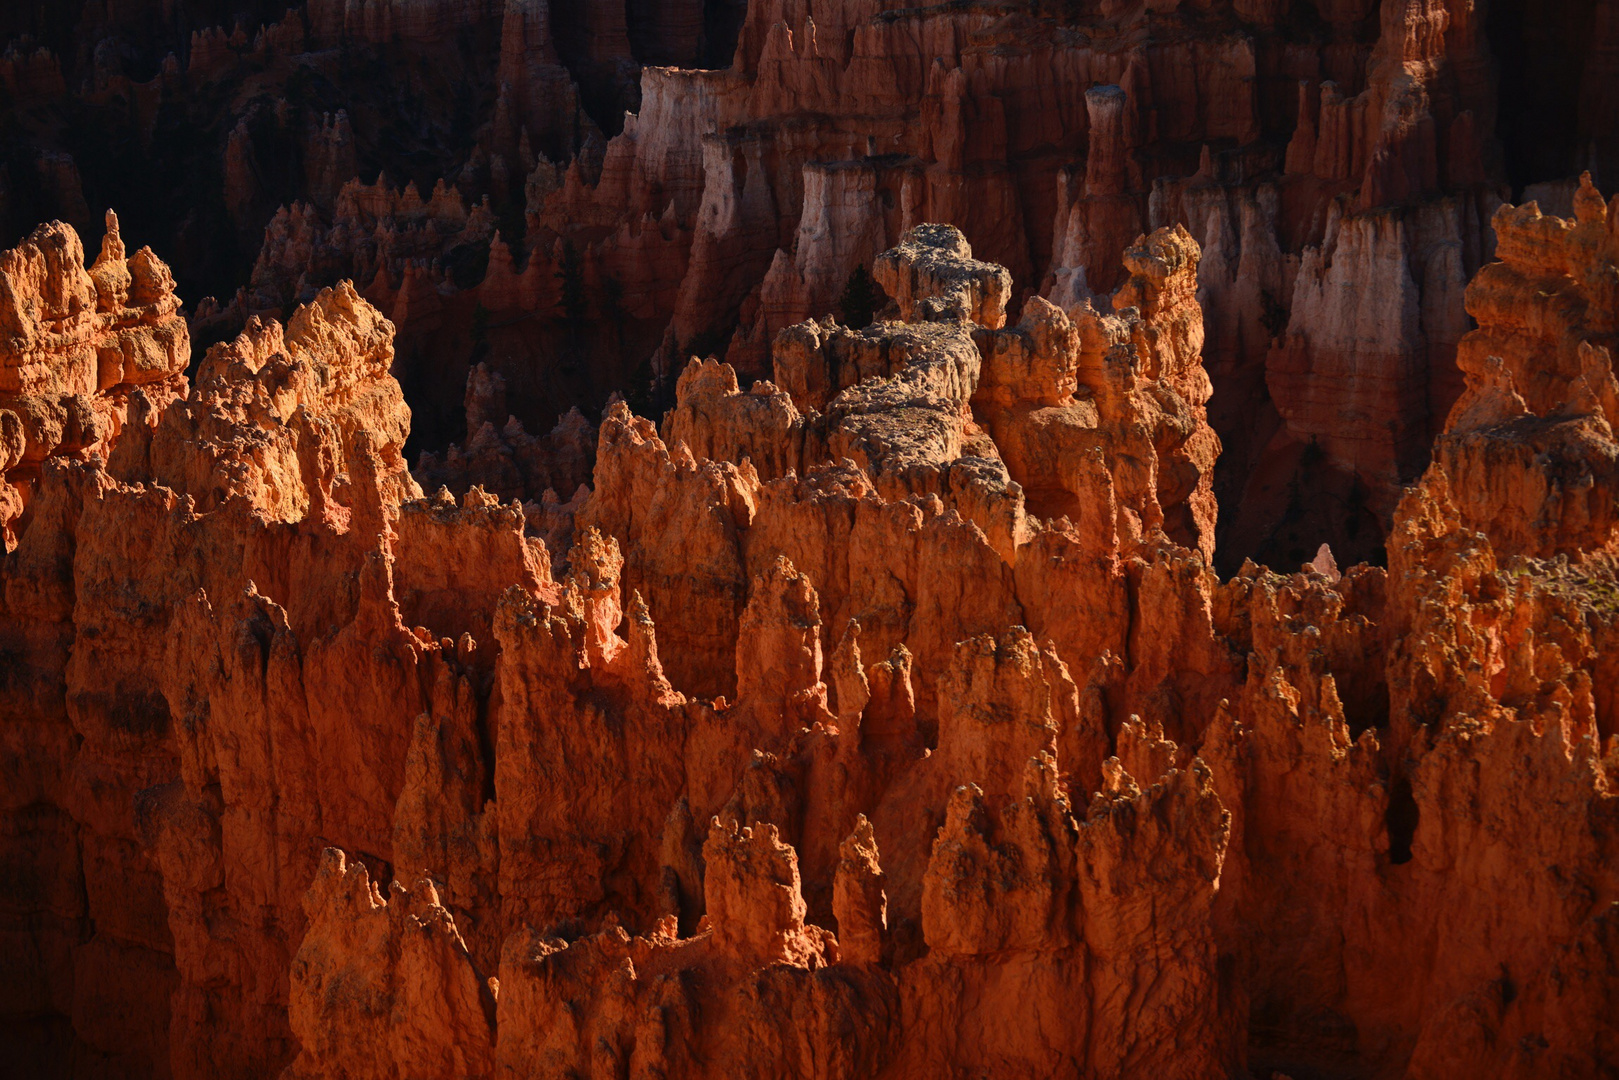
left=5, top=0, right=1617, bottom=567
left=1, top=166, right=1617, bottom=1078
left=3, top=0, right=1619, bottom=1077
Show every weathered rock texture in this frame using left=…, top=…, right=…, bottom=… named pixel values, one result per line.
left=9, top=0, right=1614, bottom=568
left=5, top=0, right=1619, bottom=1076
left=0, top=213, right=189, bottom=543
left=522, top=0, right=1525, bottom=568
left=1, top=199, right=1617, bottom=1080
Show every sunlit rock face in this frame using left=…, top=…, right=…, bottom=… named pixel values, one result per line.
left=0, top=201, right=1617, bottom=1079
left=3, top=1, right=1619, bottom=1077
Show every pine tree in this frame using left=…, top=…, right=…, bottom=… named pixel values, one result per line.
left=556, top=240, right=587, bottom=325
left=837, top=264, right=882, bottom=329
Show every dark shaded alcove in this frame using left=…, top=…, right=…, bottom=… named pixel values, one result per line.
left=0, top=1, right=294, bottom=77
left=548, top=4, right=636, bottom=135
left=1386, top=776, right=1419, bottom=865
left=620, top=0, right=747, bottom=70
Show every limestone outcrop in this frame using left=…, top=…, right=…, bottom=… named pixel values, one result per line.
left=521, top=0, right=1523, bottom=568
left=9, top=0, right=1604, bottom=572
left=281, top=851, right=496, bottom=1080
left=1437, top=174, right=1619, bottom=557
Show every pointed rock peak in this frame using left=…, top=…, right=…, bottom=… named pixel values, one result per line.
left=97, top=209, right=125, bottom=266
left=1575, top=171, right=1607, bottom=226
left=1308, top=542, right=1341, bottom=582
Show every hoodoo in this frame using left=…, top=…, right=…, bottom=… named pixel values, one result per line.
left=0, top=2, right=1616, bottom=1078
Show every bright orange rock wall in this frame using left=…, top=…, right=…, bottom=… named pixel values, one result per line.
left=1, top=201, right=1616, bottom=1080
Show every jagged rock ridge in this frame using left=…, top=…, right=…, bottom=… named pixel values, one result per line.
left=8, top=0, right=1618, bottom=570
left=0, top=196, right=1615, bottom=1080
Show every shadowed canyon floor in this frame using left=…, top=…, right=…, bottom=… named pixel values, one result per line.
left=0, top=2, right=1618, bottom=1079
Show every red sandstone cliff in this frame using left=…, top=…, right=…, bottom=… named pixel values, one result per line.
left=518, top=0, right=1514, bottom=570
left=0, top=212, right=189, bottom=545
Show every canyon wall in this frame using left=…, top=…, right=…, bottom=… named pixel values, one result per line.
left=0, top=195, right=1615, bottom=1078
left=207, top=0, right=1603, bottom=567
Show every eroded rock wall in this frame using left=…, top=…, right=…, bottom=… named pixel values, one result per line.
left=2, top=203, right=1617, bottom=1080
left=524, top=0, right=1526, bottom=568
left=12, top=0, right=1608, bottom=572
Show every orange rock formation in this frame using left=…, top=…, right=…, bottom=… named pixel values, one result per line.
left=0, top=212, right=189, bottom=545
left=6, top=0, right=1600, bottom=572
left=0, top=189, right=1615, bottom=1079
left=3, top=1, right=1619, bottom=1077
